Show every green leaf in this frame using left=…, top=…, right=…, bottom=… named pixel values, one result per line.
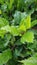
left=31, top=20, right=37, bottom=27
left=0, top=25, right=19, bottom=36
left=0, top=18, right=9, bottom=28
left=25, top=16, right=31, bottom=29
left=10, top=26, right=19, bottom=36
left=0, top=34, right=11, bottom=49
left=0, top=10, right=2, bottom=14
left=18, top=24, right=26, bottom=32
left=13, top=11, right=27, bottom=25
left=0, top=49, right=12, bottom=65
left=9, top=0, right=14, bottom=10
left=13, top=11, right=21, bottom=25
left=20, top=53, right=37, bottom=65
left=20, top=16, right=31, bottom=30
left=0, top=0, right=4, bottom=4
left=0, top=25, right=10, bottom=38
left=21, top=31, right=34, bottom=43
left=0, top=30, right=6, bottom=38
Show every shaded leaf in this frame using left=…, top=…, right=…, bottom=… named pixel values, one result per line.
left=0, top=49, right=12, bottom=65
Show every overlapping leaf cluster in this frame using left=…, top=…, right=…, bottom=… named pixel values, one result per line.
left=0, top=0, right=37, bottom=65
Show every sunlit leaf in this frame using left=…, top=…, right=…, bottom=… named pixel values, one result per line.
left=0, top=18, right=9, bottom=28
left=20, top=16, right=31, bottom=29
left=21, top=31, right=34, bottom=43
left=20, top=53, right=37, bottom=65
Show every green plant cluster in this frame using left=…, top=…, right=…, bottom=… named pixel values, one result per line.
left=0, top=0, right=37, bottom=65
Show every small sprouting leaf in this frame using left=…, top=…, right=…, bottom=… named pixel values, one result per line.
left=21, top=31, right=34, bottom=43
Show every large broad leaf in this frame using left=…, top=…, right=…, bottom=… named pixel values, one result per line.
left=0, top=18, right=9, bottom=28
left=20, top=53, right=37, bottom=65
left=21, top=31, right=34, bottom=43
left=20, top=16, right=31, bottom=30
left=13, top=11, right=27, bottom=25
left=0, top=49, right=12, bottom=65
